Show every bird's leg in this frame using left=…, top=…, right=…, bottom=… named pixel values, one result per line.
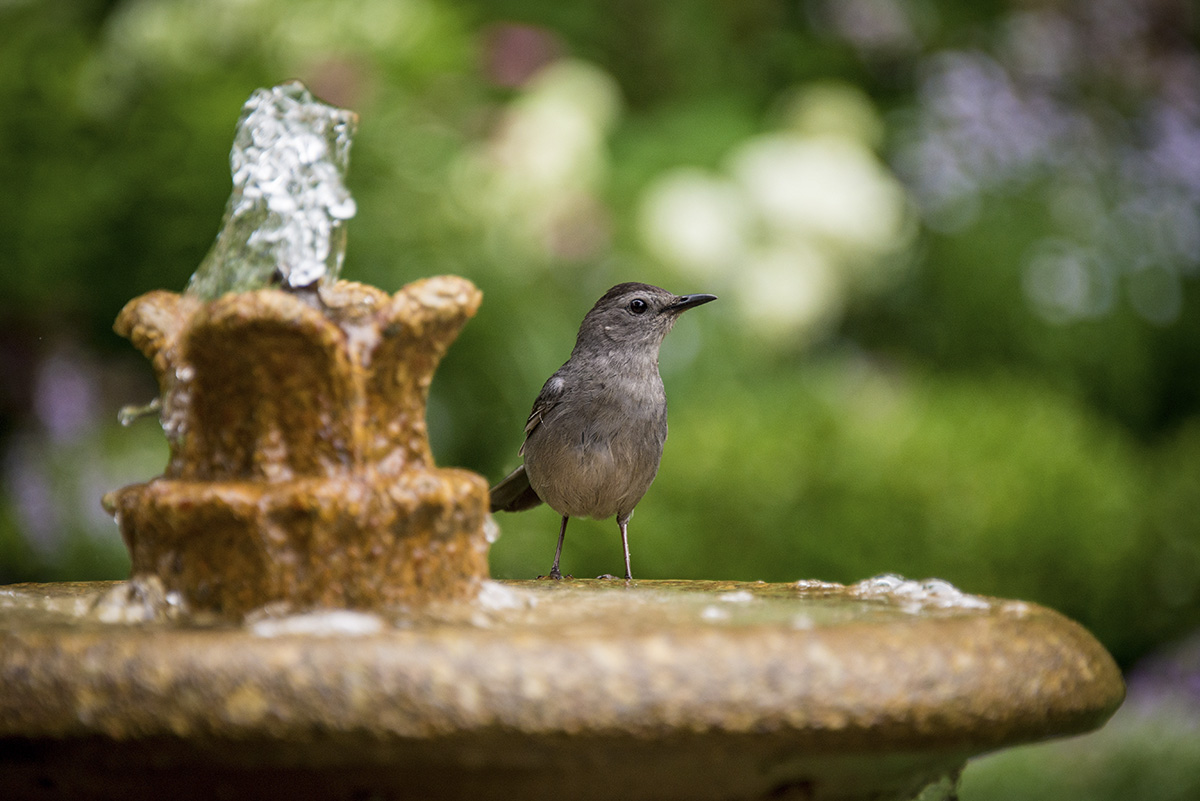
left=619, top=518, right=633, bottom=580
left=547, top=515, right=569, bottom=580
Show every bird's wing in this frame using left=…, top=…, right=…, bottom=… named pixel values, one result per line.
left=489, top=373, right=567, bottom=514
left=519, top=374, right=566, bottom=454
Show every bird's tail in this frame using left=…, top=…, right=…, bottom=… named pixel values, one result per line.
left=489, top=464, right=544, bottom=513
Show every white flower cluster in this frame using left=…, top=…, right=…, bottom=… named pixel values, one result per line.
left=639, top=84, right=913, bottom=344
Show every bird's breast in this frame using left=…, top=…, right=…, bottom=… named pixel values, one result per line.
left=522, top=373, right=667, bottom=520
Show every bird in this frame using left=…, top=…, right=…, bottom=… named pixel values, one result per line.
left=489, top=282, right=717, bottom=580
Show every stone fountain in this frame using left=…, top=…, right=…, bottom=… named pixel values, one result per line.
left=0, top=84, right=1123, bottom=800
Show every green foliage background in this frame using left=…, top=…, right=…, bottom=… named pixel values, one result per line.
left=2, top=2, right=1199, bottom=796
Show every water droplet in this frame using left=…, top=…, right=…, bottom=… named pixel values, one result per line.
left=484, top=516, right=501, bottom=544
left=117, top=398, right=161, bottom=427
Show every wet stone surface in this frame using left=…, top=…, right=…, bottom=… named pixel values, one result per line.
left=0, top=576, right=1125, bottom=801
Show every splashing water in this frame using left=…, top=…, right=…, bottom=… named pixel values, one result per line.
left=848, top=573, right=992, bottom=613
left=186, top=81, right=358, bottom=299
left=249, top=609, right=386, bottom=638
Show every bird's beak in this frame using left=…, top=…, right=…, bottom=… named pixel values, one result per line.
left=665, top=293, right=718, bottom=314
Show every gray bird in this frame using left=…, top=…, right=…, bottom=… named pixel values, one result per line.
left=490, top=282, right=717, bottom=580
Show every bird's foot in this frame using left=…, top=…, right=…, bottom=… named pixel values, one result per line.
left=538, top=568, right=569, bottom=580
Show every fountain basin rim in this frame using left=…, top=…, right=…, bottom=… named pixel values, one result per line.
left=0, top=579, right=1123, bottom=754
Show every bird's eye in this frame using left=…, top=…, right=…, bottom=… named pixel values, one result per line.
left=629, top=298, right=648, bottom=314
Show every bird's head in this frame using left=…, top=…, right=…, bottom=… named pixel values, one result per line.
left=573, top=282, right=717, bottom=354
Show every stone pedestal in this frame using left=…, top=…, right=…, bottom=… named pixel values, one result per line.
left=103, top=277, right=490, bottom=617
